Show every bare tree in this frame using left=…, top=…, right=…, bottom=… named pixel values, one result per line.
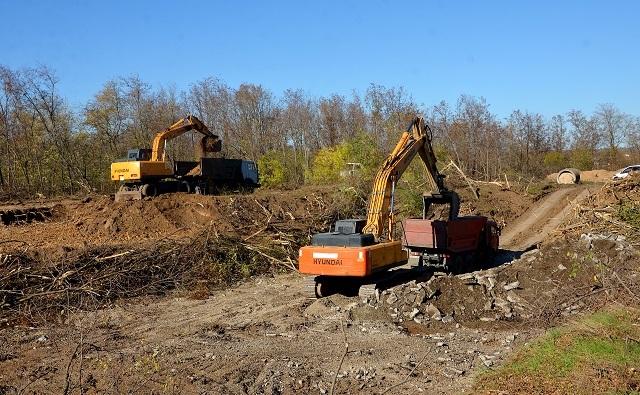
left=548, top=114, right=566, bottom=152
left=508, top=110, right=548, bottom=175
left=595, top=103, right=625, bottom=166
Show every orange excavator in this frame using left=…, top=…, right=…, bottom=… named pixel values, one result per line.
left=298, top=117, right=499, bottom=298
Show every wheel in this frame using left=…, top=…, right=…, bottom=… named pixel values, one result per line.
left=141, top=183, right=157, bottom=197
left=178, top=181, right=191, bottom=193
left=445, top=255, right=464, bottom=274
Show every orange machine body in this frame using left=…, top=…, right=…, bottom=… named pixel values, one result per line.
left=298, top=241, right=408, bottom=277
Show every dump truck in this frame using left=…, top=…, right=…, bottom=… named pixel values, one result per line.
left=110, top=116, right=259, bottom=201
left=298, top=117, right=499, bottom=298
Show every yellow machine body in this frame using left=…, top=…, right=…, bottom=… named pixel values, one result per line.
left=110, top=160, right=173, bottom=182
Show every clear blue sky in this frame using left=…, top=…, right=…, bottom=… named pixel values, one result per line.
left=1, top=0, right=638, bottom=118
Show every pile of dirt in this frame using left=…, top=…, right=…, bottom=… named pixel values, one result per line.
left=361, top=178, right=640, bottom=332
left=561, top=176, right=640, bottom=243
left=364, top=233, right=638, bottom=331
left=459, top=186, right=541, bottom=229
left=445, top=173, right=556, bottom=229
left=73, top=188, right=337, bottom=241
left=0, top=186, right=348, bottom=252
left=0, top=186, right=364, bottom=325
left=547, top=169, right=616, bottom=183
left=0, top=232, right=280, bottom=325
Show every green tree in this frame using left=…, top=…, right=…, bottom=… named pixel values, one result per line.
left=306, top=133, right=385, bottom=184
left=543, top=151, right=569, bottom=171
left=257, top=151, right=286, bottom=187
left=306, top=145, right=349, bottom=184
left=571, top=148, right=594, bottom=170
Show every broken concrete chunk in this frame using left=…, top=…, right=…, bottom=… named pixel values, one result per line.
left=503, top=281, right=520, bottom=291
left=424, top=285, right=439, bottom=299
left=441, top=315, right=454, bottom=324
left=505, top=290, right=528, bottom=306
left=479, top=354, right=495, bottom=367
left=493, top=297, right=512, bottom=314
left=457, top=273, right=475, bottom=281
left=424, top=304, right=442, bottom=320
left=414, top=289, right=427, bottom=305
left=409, top=308, right=421, bottom=320
left=386, top=293, right=398, bottom=304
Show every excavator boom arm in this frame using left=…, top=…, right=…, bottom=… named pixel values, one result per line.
left=362, top=117, right=446, bottom=239
left=150, top=115, right=218, bottom=162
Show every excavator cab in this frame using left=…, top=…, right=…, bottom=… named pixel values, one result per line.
left=126, top=149, right=152, bottom=161
left=311, top=219, right=375, bottom=247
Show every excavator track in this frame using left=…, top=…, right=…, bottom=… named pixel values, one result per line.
left=303, top=276, right=319, bottom=299
left=303, top=276, right=364, bottom=299
left=357, top=283, right=378, bottom=300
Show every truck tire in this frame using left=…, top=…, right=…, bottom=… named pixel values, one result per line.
left=178, top=181, right=191, bottom=193
left=141, top=183, right=157, bottom=198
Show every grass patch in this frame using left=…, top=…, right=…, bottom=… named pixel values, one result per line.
left=475, top=307, right=640, bottom=394
left=618, top=202, right=640, bottom=228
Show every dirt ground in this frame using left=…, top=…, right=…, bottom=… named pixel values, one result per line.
left=0, top=180, right=637, bottom=394
left=0, top=186, right=339, bottom=255
left=499, top=185, right=592, bottom=250
left=547, top=169, right=616, bottom=183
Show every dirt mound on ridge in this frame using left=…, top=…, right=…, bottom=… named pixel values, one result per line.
left=0, top=187, right=341, bottom=253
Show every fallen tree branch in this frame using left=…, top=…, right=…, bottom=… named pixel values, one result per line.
left=447, top=160, right=479, bottom=200
left=330, top=320, right=349, bottom=395
left=380, top=352, right=429, bottom=394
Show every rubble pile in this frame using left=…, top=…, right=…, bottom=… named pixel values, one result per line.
left=363, top=230, right=638, bottom=328
left=369, top=256, right=535, bottom=327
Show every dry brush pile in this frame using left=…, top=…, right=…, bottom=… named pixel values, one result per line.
left=562, top=176, right=640, bottom=244
left=0, top=188, right=365, bottom=325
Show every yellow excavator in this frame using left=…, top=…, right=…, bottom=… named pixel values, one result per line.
left=111, top=115, right=258, bottom=202
left=298, top=116, right=499, bottom=298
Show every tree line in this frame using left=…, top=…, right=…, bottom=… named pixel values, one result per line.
left=1, top=65, right=639, bottom=197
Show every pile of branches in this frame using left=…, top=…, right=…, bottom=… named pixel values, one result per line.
left=0, top=188, right=366, bottom=325
left=0, top=228, right=297, bottom=325
left=561, top=177, right=640, bottom=245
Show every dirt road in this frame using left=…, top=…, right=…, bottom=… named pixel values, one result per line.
left=0, top=185, right=595, bottom=394
left=2, top=273, right=535, bottom=394
left=499, top=186, right=591, bottom=251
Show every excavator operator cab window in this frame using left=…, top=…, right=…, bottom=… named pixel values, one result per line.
left=127, top=149, right=152, bottom=161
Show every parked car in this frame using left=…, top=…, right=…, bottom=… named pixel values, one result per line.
left=612, top=165, right=640, bottom=180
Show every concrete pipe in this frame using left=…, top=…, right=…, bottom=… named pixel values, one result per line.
left=557, top=168, right=581, bottom=184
